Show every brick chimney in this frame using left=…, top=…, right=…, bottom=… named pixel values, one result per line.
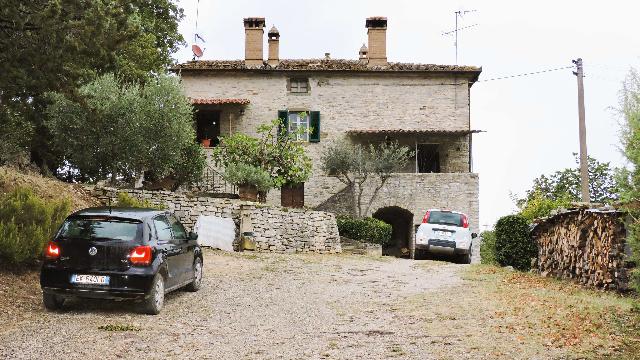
left=267, top=25, right=280, bottom=66
left=365, top=17, right=387, bottom=66
left=244, top=17, right=265, bottom=66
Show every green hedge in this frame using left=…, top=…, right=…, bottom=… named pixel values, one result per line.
left=494, top=215, right=537, bottom=271
left=0, top=187, right=71, bottom=266
left=336, top=215, right=392, bottom=246
left=479, top=230, right=497, bottom=265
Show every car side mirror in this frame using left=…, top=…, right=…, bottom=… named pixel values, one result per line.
left=188, top=231, right=198, bottom=241
left=471, top=233, right=478, bottom=239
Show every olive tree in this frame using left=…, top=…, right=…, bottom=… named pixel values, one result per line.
left=45, top=73, right=204, bottom=187
left=321, top=138, right=413, bottom=217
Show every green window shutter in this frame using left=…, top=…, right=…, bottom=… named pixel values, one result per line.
left=278, top=110, right=289, bottom=138
left=309, top=111, right=320, bottom=142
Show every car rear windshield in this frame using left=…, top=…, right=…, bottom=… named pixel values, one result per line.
left=427, top=211, right=464, bottom=227
left=58, top=217, right=143, bottom=241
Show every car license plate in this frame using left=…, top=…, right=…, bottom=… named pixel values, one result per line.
left=434, top=230, right=452, bottom=238
left=71, top=274, right=110, bottom=285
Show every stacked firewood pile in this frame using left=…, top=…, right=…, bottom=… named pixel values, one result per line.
left=531, top=207, right=629, bottom=290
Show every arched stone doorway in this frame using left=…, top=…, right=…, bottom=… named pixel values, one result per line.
left=373, top=206, right=414, bottom=257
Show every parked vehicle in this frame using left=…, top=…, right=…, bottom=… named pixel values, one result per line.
left=40, top=207, right=203, bottom=314
left=413, top=209, right=477, bottom=263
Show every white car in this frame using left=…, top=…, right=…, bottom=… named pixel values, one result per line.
left=413, top=209, right=477, bottom=263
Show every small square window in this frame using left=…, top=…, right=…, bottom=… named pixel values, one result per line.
left=288, top=112, right=309, bottom=141
left=289, top=78, right=309, bottom=93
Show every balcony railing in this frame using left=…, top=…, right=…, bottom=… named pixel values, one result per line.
left=190, top=165, right=237, bottom=196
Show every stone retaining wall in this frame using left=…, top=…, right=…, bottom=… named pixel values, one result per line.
left=91, top=187, right=341, bottom=254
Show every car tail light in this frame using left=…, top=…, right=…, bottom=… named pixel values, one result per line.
left=45, top=242, right=60, bottom=259
left=462, top=215, right=469, bottom=228
left=129, top=246, right=152, bottom=266
left=422, top=211, right=431, bottom=223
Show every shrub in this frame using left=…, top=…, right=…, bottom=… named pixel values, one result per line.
left=494, top=215, right=537, bottom=271
left=0, top=187, right=71, bottom=266
left=479, top=230, right=497, bottom=265
left=336, top=215, right=392, bottom=246
left=223, top=163, right=273, bottom=192
left=519, top=191, right=572, bottom=223
left=115, top=192, right=165, bottom=209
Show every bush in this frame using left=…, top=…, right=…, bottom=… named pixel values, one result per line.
left=479, top=230, right=497, bottom=265
left=494, top=215, right=537, bottom=271
left=223, top=163, right=273, bottom=192
left=0, top=187, right=71, bottom=266
left=336, top=215, right=392, bottom=246
left=115, top=192, right=165, bottom=209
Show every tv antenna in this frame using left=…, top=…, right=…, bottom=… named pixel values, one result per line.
left=442, top=9, right=478, bottom=64
left=192, top=0, right=205, bottom=60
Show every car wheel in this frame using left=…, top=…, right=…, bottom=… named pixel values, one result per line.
left=43, top=293, right=64, bottom=311
left=460, top=249, right=472, bottom=264
left=185, top=257, right=203, bottom=292
left=142, top=273, right=165, bottom=315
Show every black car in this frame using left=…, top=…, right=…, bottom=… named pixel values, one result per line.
left=41, top=207, right=203, bottom=315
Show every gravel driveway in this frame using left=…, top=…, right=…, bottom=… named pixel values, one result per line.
left=0, top=250, right=470, bottom=360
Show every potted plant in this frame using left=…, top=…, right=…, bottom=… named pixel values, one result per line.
left=223, top=163, right=273, bottom=202
left=200, top=127, right=212, bottom=148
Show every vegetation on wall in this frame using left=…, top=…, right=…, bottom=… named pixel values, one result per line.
left=321, top=138, right=413, bottom=217
left=617, top=68, right=640, bottom=292
left=115, top=192, right=165, bottom=210
left=336, top=215, right=392, bottom=246
left=45, top=73, right=204, bottom=187
left=494, top=215, right=537, bottom=271
left=0, top=187, right=71, bottom=266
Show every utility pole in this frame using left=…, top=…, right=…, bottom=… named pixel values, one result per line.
left=572, top=58, right=590, bottom=203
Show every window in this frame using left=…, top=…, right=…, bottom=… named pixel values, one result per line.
left=167, top=215, right=187, bottom=240
left=288, top=112, right=310, bottom=141
left=417, top=144, right=440, bottom=173
left=153, top=216, right=173, bottom=242
left=289, top=78, right=309, bottom=93
left=58, top=217, right=142, bottom=241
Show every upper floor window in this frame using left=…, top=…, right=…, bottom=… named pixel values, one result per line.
left=288, top=112, right=309, bottom=141
left=288, top=78, right=309, bottom=93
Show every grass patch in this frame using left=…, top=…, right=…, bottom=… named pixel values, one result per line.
left=98, top=324, right=141, bottom=332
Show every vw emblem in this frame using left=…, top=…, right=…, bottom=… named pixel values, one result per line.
left=88, top=247, right=98, bottom=256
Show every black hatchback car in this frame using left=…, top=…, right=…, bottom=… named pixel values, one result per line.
left=41, top=207, right=203, bottom=314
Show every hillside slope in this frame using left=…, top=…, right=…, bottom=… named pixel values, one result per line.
left=0, top=166, right=100, bottom=211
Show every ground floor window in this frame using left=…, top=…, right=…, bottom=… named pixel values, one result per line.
left=196, top=110, right=220, bottom=147
left=417, top=143, right=440, bottom=173
left=288, top=112, right=309, bottom=141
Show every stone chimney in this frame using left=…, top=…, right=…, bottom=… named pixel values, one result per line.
left=359, top=43, right=368, bottom=60
left=365, top=17, right=387, bottom=66
left=267, top=25, right=280, bottom=66
left=244, top=17, right=265, bottom=66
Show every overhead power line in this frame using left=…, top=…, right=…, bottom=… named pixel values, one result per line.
left=477, top=65, right=574, bottom=83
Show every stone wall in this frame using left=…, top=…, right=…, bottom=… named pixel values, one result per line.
left=532, top=208, right=629, bottom=291
left=91, top=187, right=341, bottom=254
left=312, top=173, right=480, bottom=233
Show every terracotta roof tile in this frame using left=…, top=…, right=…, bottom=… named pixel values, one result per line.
left=346, top=129, right=483, bottom=135
left=189, top=98, right=250, bottom=105
left=172, top=59, right=481, bottom=74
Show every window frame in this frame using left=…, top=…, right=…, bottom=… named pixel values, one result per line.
left=287, top=111, right=310, bottom=141
left=288, top=78, right=309, bottom=94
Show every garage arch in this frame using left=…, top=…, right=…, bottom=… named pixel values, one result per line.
left=372, top=206, right=414, bottom=257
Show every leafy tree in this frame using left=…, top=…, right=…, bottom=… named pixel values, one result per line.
left=321, top=138, right=413, bottom=217
left=45, top=73, right=202, bottom=186
left=213, top=119, right=313, bottom=194
left=519, top=191, right=572, bottom=222
left=517, top=154, right=619, bottom=207
left=617, top=68, right=640, bottom=292
left=0, top=0, right=185, bottom=171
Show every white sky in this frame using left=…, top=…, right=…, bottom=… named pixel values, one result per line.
left=173, top=0, right=640, bottom=229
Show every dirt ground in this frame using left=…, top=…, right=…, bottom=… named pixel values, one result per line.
left=1, top=251, right=639, bottom=359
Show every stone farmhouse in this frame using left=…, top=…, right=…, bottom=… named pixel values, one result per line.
left=172, top=17, right=481, bottom=252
